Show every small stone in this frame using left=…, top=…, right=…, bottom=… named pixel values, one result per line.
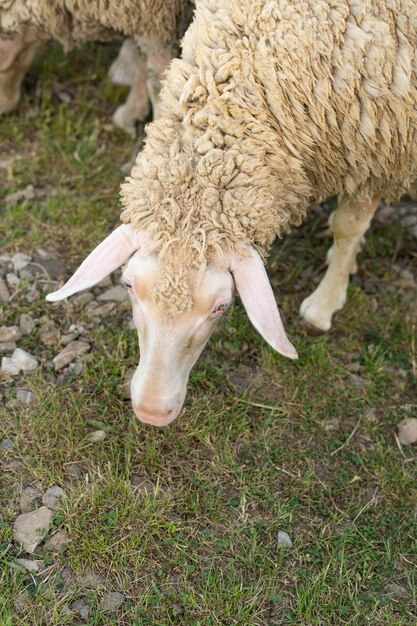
left=97, top=286, right=126, bottom=302
left=0, top=326, right=22, bottom=342
left=6, top=272, right=19, bottom=287
left=397, top=417, right=417, bottom=445
left=323, top=417, right=340, bottom=432
left=20, top=486, right=43, bottom=513
left=76, top=571, right=104, bottom=589
left=11, top=348, right=38, bottom=372
left=19, top=313, right=35, bottom=335
left=12, top=252, right=31, bottom=273
left=347, top=373, right=366, bottom=389
left=97, top=275, right=113, bottom=288
left=100, top=591, right=125, bottom=612
left=1, top=438, right=16, bottom=449
left=0, top=342, right=16, bottom=354
left=0, top=276, right=10, bottom=302
left=69, top=598, right=90, bottom=620
left=1, top=356, right=20, bottom=376
left=31, top=257, right=67, bottom=280
left=45, top=530, right=67, bottom=552
left=86, top=302, right=115, bottom=318
left=40, top=322, right=60, bottom=345
left=131, top=476, right=155, bottom=496
left=69, top=362, right=83, bottom=376
left=14, top=558, right=40, bottom=573
left=25, top=286, right=40, bottom=303
left=88, top=430, right=106, bottom=443
left=19, top=269, right=34, bottom=281
left=6, top=185, right=37, bottom=208
left=13, top=506, right=53, bottom=553
left=60, top=332, right=79, bottom=346
left=277, top=531, right=293, bottom=548
left=42, top=485, right=64, bottom=508
left=53, top=341, right=90, bottom=370
left=72, top=292, right=95, bottom=306
left=16, top=389, right=35, bottom=404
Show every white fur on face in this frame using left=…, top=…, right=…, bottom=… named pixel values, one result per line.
left=123, top=253, right=234, bottom=426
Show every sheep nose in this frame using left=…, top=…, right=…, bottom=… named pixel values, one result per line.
left=134, top=404, right=174, bottom=427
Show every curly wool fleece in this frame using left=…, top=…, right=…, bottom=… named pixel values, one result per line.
left=121, top=0, right=417, bottom=313
left=0, top=0, right=193, bottom=51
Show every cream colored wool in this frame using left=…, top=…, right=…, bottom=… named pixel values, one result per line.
left=0, top=0, right=194, bottom=54
left=120, top=0, right=417, bottom=313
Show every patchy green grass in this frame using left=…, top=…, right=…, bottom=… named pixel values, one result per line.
left=1, top=43, right=416, bottom=626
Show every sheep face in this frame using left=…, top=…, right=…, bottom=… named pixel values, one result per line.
left=46, top=224, right=297, bottom=427
left=123, top=253, right=234, bottom=426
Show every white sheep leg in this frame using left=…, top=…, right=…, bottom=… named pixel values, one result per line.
left=0, top=27, right=39, bottom=114
left=146, top=48, right=172, bottom=119
left=109, top=39, right=139, bottom=86
left=112, top=47, right=150, bottom=133
left=300, top=195, right=379, bottom=332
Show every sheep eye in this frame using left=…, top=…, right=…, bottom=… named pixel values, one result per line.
left=210, top=302, right=230, bottom=318
left=122, top=279, right=132, bottom=290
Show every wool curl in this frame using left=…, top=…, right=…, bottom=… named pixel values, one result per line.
left=121, top=0, right=417, bottom=313
left=0, top=0, right=194, bottom=53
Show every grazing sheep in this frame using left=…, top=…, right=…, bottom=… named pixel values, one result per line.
left=0, top=0, right=194, bottom=129
left=47, top=0, right=417, bottom=426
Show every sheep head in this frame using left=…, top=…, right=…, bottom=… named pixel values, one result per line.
left=46, top=224, right=297, bottom=426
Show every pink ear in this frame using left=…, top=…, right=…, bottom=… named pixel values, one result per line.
left=46, top=224, right=140, bottom=301
left=228, top=247, right=298, bottom=359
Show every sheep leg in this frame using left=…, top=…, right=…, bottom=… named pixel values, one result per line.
left=0, top=27, right=39, bottom=114
left=112, top=47, right=150, bottom=133
left=300, top=195, right=379, bottom=332
left=146, top=48, right=172, bottom=119
left=109, top=38, right=140, bottom=87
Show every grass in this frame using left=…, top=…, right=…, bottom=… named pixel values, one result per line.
left=1, top=42, right=416, bottom=626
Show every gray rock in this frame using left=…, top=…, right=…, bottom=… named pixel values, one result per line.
left=88, top=430, right=106, bottom=443
left=69, top=362, right=83, bottom=376
left=25, top=286, right=40, bottom=303
left=76, top=571, right=104, bottom=589
left=19, top=313, right=35, bottom=335
left=86, top=302, right=115, bottom=318
left=0, top=342, right=16, bottom=354
left=60, top=332, right=79, bottom=346
left=97, top=285, right=126, bottom=302
left=20, top=486, right=43, bottom=513
left=19, top=269, right=34, bottom=281
left=12, top=252, right=31, bottom=273
left=45, top=530, right=67, bottom=552
left=39, top=322, right=60, bottom=346
left=277, top=531, right=293, bottom=548
left=16, top=389, right=35, bottom=404
left=1, top=438, right=15, bottom=449
left=69, top=598, right=90, bottom=620
left=0, top=326, right=22, bottom=342
left=1, top=356, right=20, bottom=376
left=72, top=292, right=94, bottom=307
left=0, top=276, right=10, bottom=302
left=42, top=485, right=64, bottom=508
left=52, top=341, right=90, bottom=370
left=6, top=272, right=19, bottom=287
left=11, top=348, right=38, bottom=372
left=100, top=591, right=125, bottom=612
left=6, top=185, right=37, bottom=208
left=31, top=257, right=66, bottom=280
left=14, top=558, right=40, bottom=573
left=397, top=417, right=417, bottom=445
left=97, top=275, right=113, bottom=288
left=13, top=506, right=53, bottom=553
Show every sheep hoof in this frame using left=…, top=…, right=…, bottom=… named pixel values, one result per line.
left=299, top=295, right=333, bottom=333
left=112, top=102, right=150, bottom=133
left=300, top=317, right=328, bottom=336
